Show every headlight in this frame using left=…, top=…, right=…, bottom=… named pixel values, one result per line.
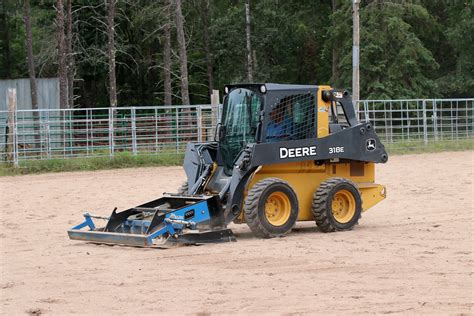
left=224, top=86, right=229, bottom=94
left=259, top=85, right=266, bottom=94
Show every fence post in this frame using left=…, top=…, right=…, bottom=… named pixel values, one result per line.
left=108, top=107, right=114, bottom=157
left=46, top=111, right=51, bottom=158
left=176, top=108, right=180, bottom=153
left=433, top=99, right=439, bottom=141
left=85, top=109, right=89, bottom=155
left=6, top=88, right=19, bottom=167
left=131, top=107, right=137, bottom=155
left=363, top=101, right=369, bottom=122
left=422, top=100, right=428, bottom=145
left=197, top=105, right=202, bottom=142
left=13, top=110, right=19, bottom=166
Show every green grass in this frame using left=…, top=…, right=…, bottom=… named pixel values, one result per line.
left=385, top=138, right=474, bottom=155
left=1, top=139, right=473, bottom=176
left=0, top=152, right=184, bottom=176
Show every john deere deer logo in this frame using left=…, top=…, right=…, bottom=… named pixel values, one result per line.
left=366, top=139, right=376, bottom=151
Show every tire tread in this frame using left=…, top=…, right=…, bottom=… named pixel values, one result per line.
left=244, top=177, right=297, bottom=238
left=312, top=177, right=362, bottom=233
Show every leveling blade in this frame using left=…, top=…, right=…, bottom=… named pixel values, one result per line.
left=67, top=195, right=236, bottom=247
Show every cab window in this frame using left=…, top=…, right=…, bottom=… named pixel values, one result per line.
left=266, top=93, right=315, bottom=142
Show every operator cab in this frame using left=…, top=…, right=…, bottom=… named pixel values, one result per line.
left=218, top=83, right=319, bottom=174
left=185, top=83, right=369, bottom=200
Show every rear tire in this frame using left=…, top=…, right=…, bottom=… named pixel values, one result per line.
left=312, top=177, right=362, bottom=233
left=244, top=178, right=299, bottom=238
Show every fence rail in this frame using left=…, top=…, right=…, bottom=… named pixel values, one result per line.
left=357, top=99, right=473, bottom=148
left=1, top=99, right=473, bottom=164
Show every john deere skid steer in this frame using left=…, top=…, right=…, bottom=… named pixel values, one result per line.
left=68, top=84, right=388, bottom=247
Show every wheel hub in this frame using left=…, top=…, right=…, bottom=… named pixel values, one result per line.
left=264, top=192, right=291, bottom=226
left=331, top=189, right=356, bottom=223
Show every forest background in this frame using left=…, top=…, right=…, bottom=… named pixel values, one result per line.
left=0, top=0, right=472, bottom=109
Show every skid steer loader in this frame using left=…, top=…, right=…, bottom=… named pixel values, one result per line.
left=68, top=84, right=388, bottom=247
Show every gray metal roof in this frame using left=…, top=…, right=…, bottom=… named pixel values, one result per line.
left=264, top=83, right=318, bottom=91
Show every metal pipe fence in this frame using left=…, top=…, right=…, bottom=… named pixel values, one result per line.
left=1, top=99, right=472, bottom=164
left=357, top=99, right=473, bottom=149
left=0, top=105, right=220, bottom=163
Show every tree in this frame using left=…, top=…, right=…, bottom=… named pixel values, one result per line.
left=56, top=0, right=68, bottom=109
left=173, top=0, right=190, bottom=105
left=23, top=0, right=38, bottom=112
left=65, top=0, right=74, bottom=107
left=245, top=0, right=253, bottom=82
left=328, top=1, right=439, bottom=99
left=0, top=0, right=11, bottom=78
left=106, top=0, right=117, bottom=108
left=23, top=0, right=40, bottom=145
left=202, top=0, right=214, bottom=95
left=361, top=2, right=439, bottom=99
left=3, top=0, right=471, bottom=106
left=331, top=0, right=340, bottom=82
left=163, top=0, right=173, bottom=106
left=437, top=1, right=474, bottom=97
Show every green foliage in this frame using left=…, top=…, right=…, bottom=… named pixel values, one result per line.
left=330, top=1, right=440, bottom=99
left=437, top=1, right=474, bottom=97
left=0, top=1, right=27, bottom=78
left=211, top=1, right=332, bottom=87
left=0, top=0, right=472, bottom=105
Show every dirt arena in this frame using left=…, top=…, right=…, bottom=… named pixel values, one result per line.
left=1, top=151, right=473, bottom=315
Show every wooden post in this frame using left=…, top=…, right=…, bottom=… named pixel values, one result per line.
left=6, top=88, right=18, bottom=166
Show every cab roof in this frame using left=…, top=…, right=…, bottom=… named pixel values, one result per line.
left=226, top=83, right=318, bottom=92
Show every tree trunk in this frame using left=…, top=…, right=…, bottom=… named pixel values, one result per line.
left=245, top=1, right=253, bottom=82
left=331, top=0, right=339, bottom=83
left=65, top=0, right=74, bottom=107
left=352, top=0, right=360, bottom=103
left=23, top=0, right=40, bottom=146
left=202, top=0, right=213, bottom=96
left=173, top=0, right=190, bottom=105
left=107, top=0, right=118, bottom=108
left=56, top=0, right=68, bottom=110
left=23, top=0, right=38, bottom=111
left=163, top=0, right=172, bottom=106
left=0, top=0, right=11, bottom=78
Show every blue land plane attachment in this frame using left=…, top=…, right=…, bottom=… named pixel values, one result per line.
left=68, top=194, right=235, bottom=247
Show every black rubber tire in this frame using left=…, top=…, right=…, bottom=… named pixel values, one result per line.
left=312, top=177, right=362, bottom=233
left=177, top=182, right=188, bottom=194
left=244, top=178, right=299, bottom=238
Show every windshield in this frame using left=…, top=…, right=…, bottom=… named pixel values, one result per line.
left=220, top=88, right=261, bottom=173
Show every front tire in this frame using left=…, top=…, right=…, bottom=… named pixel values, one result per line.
left=244, top=178, right=299, bottom=238
left=312, top=177, right=362, bottom=232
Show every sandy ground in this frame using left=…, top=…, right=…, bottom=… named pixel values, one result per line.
left=0, top=151, right=473, bottom=315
